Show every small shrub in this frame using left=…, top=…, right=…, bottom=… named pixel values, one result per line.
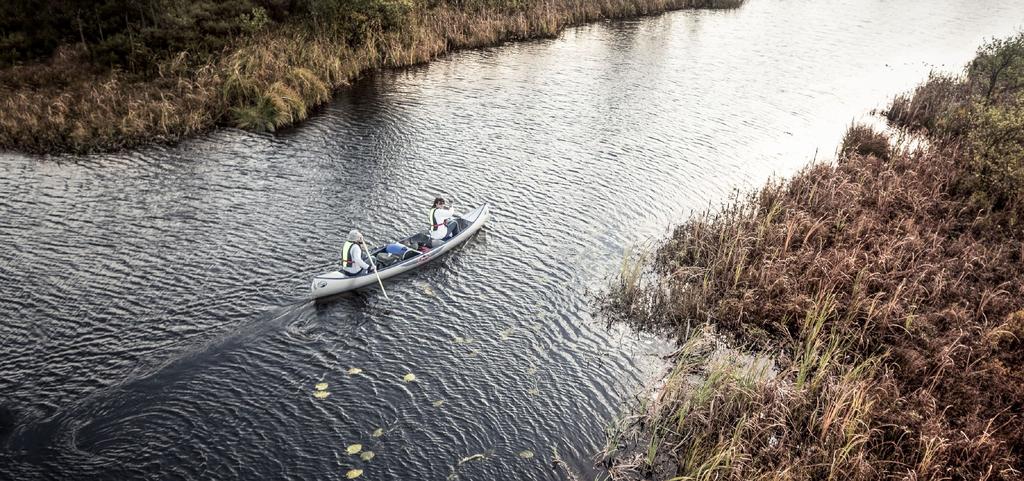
left=886, top=32, right=1024, bottom=214
left=960, top=99, right=1024, bottom=211
left=967, top=32, right=1024, bottom=103
left=839, top=123, right=890, bottom=160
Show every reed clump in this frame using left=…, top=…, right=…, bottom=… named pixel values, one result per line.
left=0, top=0, right=744, bottom=154
left=603, top=33, right=1024, bottom=480
left=840, top=122, right=891, bottom=160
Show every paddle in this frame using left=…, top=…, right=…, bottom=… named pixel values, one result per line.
left=362, top=239, right=389, bottom=299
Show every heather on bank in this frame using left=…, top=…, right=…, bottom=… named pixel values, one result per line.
left=0, top=0, right=743, bottom=154
left=601, top=35, right=1024, bottom=480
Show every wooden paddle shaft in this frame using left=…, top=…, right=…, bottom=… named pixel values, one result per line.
left=362, top=239, right=389, bottom=299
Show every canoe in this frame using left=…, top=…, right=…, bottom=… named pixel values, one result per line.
left=310, top=203, right=491, bottom=298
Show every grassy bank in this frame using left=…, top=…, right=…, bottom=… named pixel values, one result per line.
left=0, top=0, right=742, bottom=155
left=602, top=33, right=1024, bottom=480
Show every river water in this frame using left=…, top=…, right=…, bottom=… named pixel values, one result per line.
left=2, top=1, right=1022, bottom=479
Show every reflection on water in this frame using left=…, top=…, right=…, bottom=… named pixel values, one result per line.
left=2, top=0, right=1023, bottom=479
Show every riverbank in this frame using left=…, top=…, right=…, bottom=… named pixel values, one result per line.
left=0, top=0, right=742, bottom=155
left=602, top=33, right=1024, bottom=479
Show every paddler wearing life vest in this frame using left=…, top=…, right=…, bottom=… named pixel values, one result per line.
left=341, top=229, right=371, bottom=276
left=428, top=197, right=461, bottom=244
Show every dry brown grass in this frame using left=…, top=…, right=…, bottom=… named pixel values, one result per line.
left=0, top=45, right=219, bottom=153
left=602, top=127, right=1024, bottom=479
left=0, top=0, right=743, bottom=154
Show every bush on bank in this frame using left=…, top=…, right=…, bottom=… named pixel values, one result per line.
left=602, top=33, right=1024, bottom=480
left=886, top=31, right=1024, bottom=215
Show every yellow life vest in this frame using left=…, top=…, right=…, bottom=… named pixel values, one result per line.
left=342, top=241, right=356, bottom=267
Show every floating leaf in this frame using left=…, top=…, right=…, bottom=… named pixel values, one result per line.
left=347, top=444, right=362, bottom=455
left=346, top=469, right=363, bottom=479
left=403, top=373, right=416, bottom=383
left=313, top=391, right=330, bottom=399
left=449, top=452, right=488, bottom=481
left=315, top=382, right=328, bottom=391
left=518, top=450, right=534, bottom=459
left=360, top=451, right=375, bottom=461
left=371, top=428, right=384, bottom=438
left=527, top=387, right=540, bottom=396
left=347, top=368, right=363, bottom=376
left=432, top=400, right=445, bottom=407
left=458, top=453, right=485, bottom=465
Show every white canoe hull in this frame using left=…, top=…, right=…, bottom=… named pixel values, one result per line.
left=310, top=203, right=491, bottom=299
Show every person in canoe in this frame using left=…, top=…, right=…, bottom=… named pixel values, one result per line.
left=429, top=197, right=461, bottom=244
left=342, top=229, right=372, bottom=276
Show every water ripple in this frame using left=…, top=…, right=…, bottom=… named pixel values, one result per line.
left=4, top=0, right=1024, bottom=479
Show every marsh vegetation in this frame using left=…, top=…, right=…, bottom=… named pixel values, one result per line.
left=0, top=0, right=743, bottom=154
left=603, top=33, right=1024, bottom=480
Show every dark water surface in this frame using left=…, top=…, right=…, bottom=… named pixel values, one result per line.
left=2, top=1, right=1023, bottom=479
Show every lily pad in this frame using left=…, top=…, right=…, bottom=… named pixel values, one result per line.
left=518, top=450, right=534, bottom=459
left=313, top=391, right=330, bottom=399
left=371, top=428, right=384, bottom=438
left=360, top=451, right=375, bottom=461
left=346, top=469, right=363, bottom=479
left=347, top=368, right=363, bottom=376
left=315, top=382, right=328, bottom=391
left=403, top=373, right=416, bottom=383
left=346, top=444, right=362, bottom=455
